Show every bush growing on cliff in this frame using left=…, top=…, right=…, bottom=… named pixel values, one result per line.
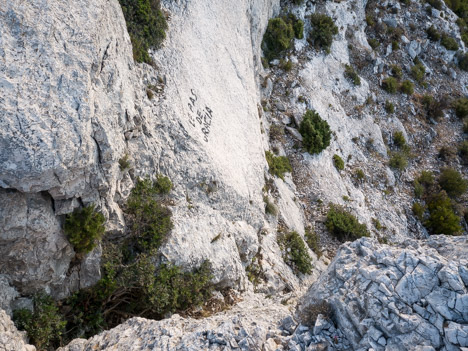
left=325, top=204, right=370, bottom=242
left=454, top=97, right=468, bottom=119
left=308, top=13, right=338, bottom=52
left=400, top=80, right=414, bottom=95
left=13, top=293, right=66, bottom=351
left=118, top=0, right=168, bottom=64
left=382, top=77, right=398, bottom=93
left=425, top=191, right=462, bottom=235
left=126, top=177, right=174, bottom=252
left=265, top=151, right=292, bottom=180
left=262, top=18, right=294, bottom=61
left=344, top=64, right=361, bottom=86
left=278, top=231, right=313, bottom=275
left=333, top=154, right=345, bottom=171
left=64, top=205, right=106, bottom=255
left=299, top=110, right=332, bottom=154
left=441, top=33, right=459, bottom=51
left=438, top=168, right=468, bottom=198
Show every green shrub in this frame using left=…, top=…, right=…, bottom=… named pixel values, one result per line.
left=426, top=25, right=441, bottom=41
left=418, top=170, right=435, bottom=187
left=299, top=110, right=332, bottom=154
left=400, top=80, right=414, bottom=95
left=438, top=168, right=468, bottom=198
left=325, top=204, right=369, bottom=242
left=265, top=151, right=292, bottom=180
left=412, top=202, right=425, bottom=221
left=355, top=168, right=365, bottom=181
left=64, top=205, right=105, bottom=254
left=126, top=178, right=173, bottom=252
left=459, top=140, right=468, bottom=164
left=308, top=13, right=339, bottom=52
left=385, top=100, right=395, bottom=113
left=305, top=227, right=321, bottom=258
left=441, top=33, right=459, bottom=50
left=389, top=152, right=408, bottom=171
left=344, top=64, right=361, bottom=85
left=427, top=0, right=443, bottom=9
left=333, top=154, right=345, bottom=171
left=284, top=13, right=304, bottom=39
left=422, top=94, right=447, bottom=120
left=390, top=65, right=403, bottom=80
left=278, top=231, right=313, bottom=274
left=119, top=154, right=131, bottom=171
left=382, top=77, right=398, bottom=93
left=411, top=63, right=426, bottom=84
left=264, top=196, right=278, bottom=216
left=13, top=293, right=66, bottom=351
left=368, top=38, right=380, bottom=50
left=425, top=191, right=462, bottom=235
left=454, top=97, right=468, bottom=119
left=118, top=0, right=168, bottom=63
left=262, top=18, right=294, bottom=61
left=280, top=59, right=293, bottom=71
left=458, top=52, right=468, bottom=71
left=393, top=131, right=406, bottom=148
left=463, top=118, right=468, bottom=133
left=154, top=174, right=173, bottom=194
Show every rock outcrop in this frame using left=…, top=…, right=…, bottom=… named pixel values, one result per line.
left=56, top=236, right=467, bottom=351
left=0, top=309, right=35, bottom=351
left=300, top=236, right=468, bottom=350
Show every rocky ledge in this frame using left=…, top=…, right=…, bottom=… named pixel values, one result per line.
left=10, top=236, right=456, bottom=351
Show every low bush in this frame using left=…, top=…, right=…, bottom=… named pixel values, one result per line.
left=262, top=18, right=294, bottom=61
left=264, top=196, right=278, bottom=216
left=459, top=140, right=468, bottom=164
left=284, top=13, right=304, bottom=39
left=265, top=151, right=292, bottom=180
left=454, top=97, right=468, bottom=119
left=458, top=52, right=468, bottom=71
left=393, top=131, right=406, bottom=149
left=64, top=205, right=106, bottom=255
left=333, top=154, right=345, bottom=171
left=400, top=80, right=414, bottom=95
left=425, top=191, right=462, bottom=235
left=422, top=94, right=448, bottom=120
left=441, top=33, right=459, bottom=51
left=411, top=63, right=426, bottom=84
left=418, top=170, right=435, bottom=187
left=355, top=168, right=365, bottom=181
left=300, top=300, right=333, bottom=328
left=426, top=25, right=441, bottom=41
left=118, top=0, right=167, bottom=63
left=126, top=177, right=173, bottom=252
left=390, top=65, right=403, bottom=80
left=385, top=100, right=395, bottom=113
left=427, top=0, right=443, bottom=10
left=299, top=110, right=332, bottom=155
left=305, top=227, right=321, bottom=258
left=119, top=154, right=131, bottom=171
left=278, top=231, right=313, bottom=274
left=368, top=38, right=380, bottom=50
left=325, top=204, right=369, bottom=241
left=438, top=168, right=468, bottom=198
left=308, top=13, right=338, bottom=52
left=382, top=77, right=398, bottom=93
left=13, top=293, right=66, bottom=351
left=412, top=202, right=425, bottom=220
left=389, top=152, right=408, bottom=171
left=344, top=64, right=361, bottom=85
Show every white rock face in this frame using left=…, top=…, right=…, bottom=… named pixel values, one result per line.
left=300, top=236, right=468, bottom=350
left=0, top=309, right=35, bottom=351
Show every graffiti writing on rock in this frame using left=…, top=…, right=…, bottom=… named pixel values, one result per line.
left=187, top=89, right=213, bottom=142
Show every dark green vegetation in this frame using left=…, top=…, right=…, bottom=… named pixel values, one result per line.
left=411, top=169, right=465, bottom=235
left=382, top=77, right=398, bottom=93
left=308, top=13, right=338, bottom=52
left=265, top=151, right=292, bottom=180
left=389, top=152, right=409, bottom=171
left=15, top=177, right=214, bottom=350
left=454, top=97, right=468, bottom=119
left=393, top=131, right=406, bottom=149
left=325, top=204, right=369, bottom=242
left=344, top=64, right=361, bottom=85
left=118, top=0, right=168, bottom=63
left=262, top=18, right=295, bottom=61
left=441, top=33, right=459, bottom=51
left=400, top=80, right=414, bottom=95
left=299, top=110, right=332, bottom=155
left=64, top=205, right=105, bottom=255
left=305, top=227, right=321, bottom=258
left=13, top=294, right=66, bottom=351
left=445, top=0, right=468, bottom=44
left=278, top=231, right=312, bottom=274
left=333, top=154, right=345, bottom=171
left=411, top=62, right=426, bottom=84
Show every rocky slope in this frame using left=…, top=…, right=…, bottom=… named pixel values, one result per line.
left=1, top=0, right=468, bottom=350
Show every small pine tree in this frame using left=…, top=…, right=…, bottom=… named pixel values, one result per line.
left=64, top=205, right=105, bottom=254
